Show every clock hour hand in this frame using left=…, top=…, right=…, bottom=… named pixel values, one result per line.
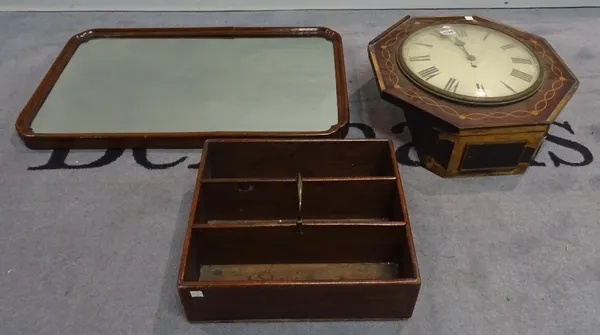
left=453, top=38, right=476, bottom=61
left=432, top=30, right=477, bottom=62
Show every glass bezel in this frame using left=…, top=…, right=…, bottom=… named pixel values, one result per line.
left=396, top=23, right=545, bottom=106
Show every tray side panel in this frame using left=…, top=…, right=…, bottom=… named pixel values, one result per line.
left=178, top=282, right=420, bottom=322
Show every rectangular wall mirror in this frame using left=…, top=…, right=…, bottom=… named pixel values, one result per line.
left=16, top=27, right=349, bottom=149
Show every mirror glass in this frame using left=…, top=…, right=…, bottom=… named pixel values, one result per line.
left=30, top=37, right=340, bottom=134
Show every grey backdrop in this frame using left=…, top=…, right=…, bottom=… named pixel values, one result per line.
left=1, top=8, right=599, bottom=335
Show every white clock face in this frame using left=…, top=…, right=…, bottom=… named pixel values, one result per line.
left=398, top=23, right=543, bottom=105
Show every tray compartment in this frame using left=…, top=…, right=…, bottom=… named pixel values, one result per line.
left=179, top=224, right=420, bottom=321
left=194, top=178, right=404, bottom=224
left=200, top=139, right=397, bottom=179
left=183, top=224, right=416, bottom=277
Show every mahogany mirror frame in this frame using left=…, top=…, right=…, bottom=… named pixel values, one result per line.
left=15, top=26, right=349, bottom=149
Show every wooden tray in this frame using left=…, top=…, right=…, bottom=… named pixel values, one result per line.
left=177, top=139, right=421, bottom=322
left=15, top=27, right=349, bottom=149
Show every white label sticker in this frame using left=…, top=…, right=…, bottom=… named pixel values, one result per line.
left=190, top=291, right=204, bottom=298
left=440, top=29, right=456, bottom=36
left=465, top=16, right=474, bottom=20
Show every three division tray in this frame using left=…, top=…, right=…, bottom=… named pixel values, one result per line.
left=177, top=139, right=421, bottom=322
left=15, top=26, right=349, bottom=149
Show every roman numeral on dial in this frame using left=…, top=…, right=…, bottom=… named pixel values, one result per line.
left=510, top=69, right=534, bottom=83
left=444, top=77, right=460, bottom=93
left=456, top=29, right=467, bottom=37
left=501, top=44, right=516, bottom=50
left=410, top=55, right=431, bottom=62
left=476, top=83, right=486, bottom=96
left=414, top=42, right=434, bottom=48
left=511, top=57, right=533, bottom=64
left=418, top=66, right=440, bottom=81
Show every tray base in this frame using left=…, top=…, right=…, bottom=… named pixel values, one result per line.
left=199, top=263, right=400, bottom=282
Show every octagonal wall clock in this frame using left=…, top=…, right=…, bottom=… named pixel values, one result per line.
left=368, top=15, right=579, bottom=178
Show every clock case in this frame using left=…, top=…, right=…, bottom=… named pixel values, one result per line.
left=177, top=139, right=421, bottom=322
left=368, top=15, right=580, bottom=178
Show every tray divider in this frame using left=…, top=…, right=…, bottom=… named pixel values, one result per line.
left=193, top=177, right=406, bottom=225
left=200, top=176, right=398, bottom=183
left=191, top=220, right=407, bottom=230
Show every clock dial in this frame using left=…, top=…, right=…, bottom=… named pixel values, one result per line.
left=397, top=23, right=543, bottom=105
